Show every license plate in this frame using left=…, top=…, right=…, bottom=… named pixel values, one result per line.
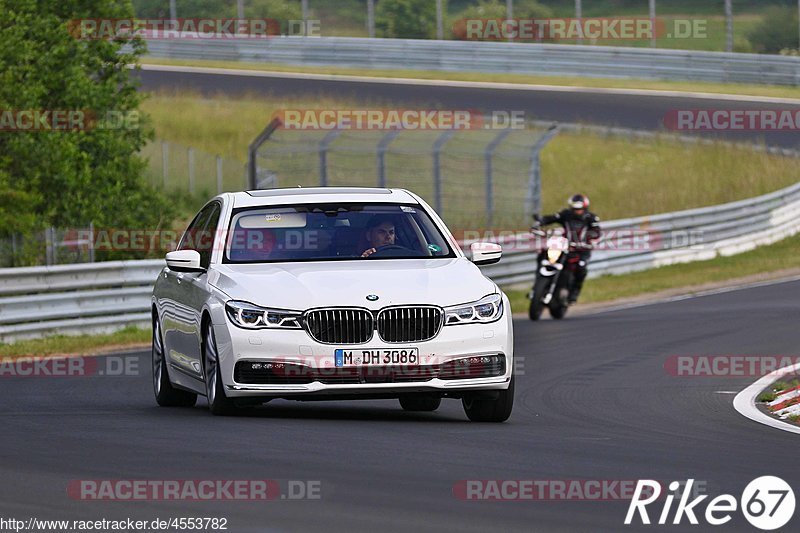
left=334, top=348, right=419, bottom=367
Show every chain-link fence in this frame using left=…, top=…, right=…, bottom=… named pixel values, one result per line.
left=141, top=140, right=249, bottom=198
left=253, top=123, right=559, bottom=231
left=0, top=227, right=96, bottom=268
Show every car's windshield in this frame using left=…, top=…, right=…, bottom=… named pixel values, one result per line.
left=224, top=203, right=456, bottom=263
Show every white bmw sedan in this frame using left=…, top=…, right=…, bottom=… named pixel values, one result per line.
left=152, top=187, right=514, bottom=422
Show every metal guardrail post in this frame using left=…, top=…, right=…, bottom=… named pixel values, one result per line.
left=526, top=124, right=560, bottom=220
left=432, top=130, right=456, bottom=215
left=484, top=129, right=512, bottom=228
left=377, top=130, right=402, bottom=188
left=319, top=129, right=343, bottom=187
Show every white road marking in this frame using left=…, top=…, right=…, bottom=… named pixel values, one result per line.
left=733, top=362, right=800, bottom=435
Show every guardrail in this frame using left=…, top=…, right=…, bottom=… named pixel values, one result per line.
left=144, top=37, right=800, bottom=86
left=2, top=176, right=800, bottom=342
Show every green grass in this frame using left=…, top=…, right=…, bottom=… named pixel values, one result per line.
left=0, top=326, right=150, bottom=358
left=505, top=231, right=800, bottom=313
left=758, top=392, right=778, bottom=403
left=140, top=58, right=800, bottom=101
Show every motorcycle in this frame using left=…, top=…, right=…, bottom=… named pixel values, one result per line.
left=527, top=227, right=592, bottom=321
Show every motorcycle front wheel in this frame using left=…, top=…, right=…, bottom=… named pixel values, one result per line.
left=528, top=277, right=550, bottom=321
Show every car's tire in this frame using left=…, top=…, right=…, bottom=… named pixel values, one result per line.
left=399, top=394, right=441, bottom=412
left=152, top=316, right=197, bottom=407
left=528, top=278, right=549, bottom=321
left=203, top=321, right=237, bottom=416
left=462, top=377, right=514, bottom=423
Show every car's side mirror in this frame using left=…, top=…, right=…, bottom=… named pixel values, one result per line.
left=166, top=250, right=205, bottom=273
left=470, top=242, right=502, bottom=265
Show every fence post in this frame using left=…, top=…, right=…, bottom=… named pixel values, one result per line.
left=88, top=221, right=95, bottom=263
left=367, top=0, right=375, bottom=38
left=247, top=118, right=283, bottom=189
left=216, top=155, right=223, bottom=194
left=11, top=233, right=18, bottom=267
left=484, top=129, right=512, bottom=228
left=526, top=124, right=560, bottom=221
left=319, top=129, right=343, bottom=187
left=436, top=0, right=444, bottom=40
left=432, top=130, right=456, bottom=215
left=188, top=147, right=195, bottom=194
left=649, top=0, right=656, bottom=48
left=377, top=130, right=402, bottom=188
left=162, top=141, right=168, bottom=189
left=45, top=227, right=55, bottom=266
left=725, top=0, right=734, bottom=53
left=575, top=0, right=583, bottom=44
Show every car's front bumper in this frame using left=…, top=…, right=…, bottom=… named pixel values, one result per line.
left=213, top=309, right=514, bottom=399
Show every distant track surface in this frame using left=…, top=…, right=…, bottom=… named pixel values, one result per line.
left=3, top=280, right=799, bottom=531
left=137, top=66, right=800, bottom=148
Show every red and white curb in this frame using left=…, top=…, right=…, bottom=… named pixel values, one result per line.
left=733, top=362, right=800, bottom=435
left=767, top=386, right=800, bottom=419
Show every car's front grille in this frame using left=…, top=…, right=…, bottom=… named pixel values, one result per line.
left=233, top=355, right=505, bottom=386
left=377, top=306, right=443, bottom=343
left=304, top=308, right=374, bottom=344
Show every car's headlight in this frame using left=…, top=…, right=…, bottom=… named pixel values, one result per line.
left=444, top=294, right=504, bottom=325
left=225, top=300, right=303, bottom=330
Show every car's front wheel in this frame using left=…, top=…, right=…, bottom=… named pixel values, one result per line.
left=152, top=316, right=197, bottom=407
left=203, top=322, right=237, bottom=416
left=399, top=394, right=441, bottom=412
left=462, top=377, right=514, bottom=422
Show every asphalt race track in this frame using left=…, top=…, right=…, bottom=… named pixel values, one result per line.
left=137, top=67, right=800, bottom=148
left=2, top=280, right=798, bottom=532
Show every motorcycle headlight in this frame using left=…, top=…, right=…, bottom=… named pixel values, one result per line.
left=444, top=294, right=504, bottom=325
left=547, top=249, right=563, bottom=263
left=225, top=300, right=303, bottom=330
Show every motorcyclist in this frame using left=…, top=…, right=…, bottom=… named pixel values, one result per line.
left=533, top=194, right=601, bottom=304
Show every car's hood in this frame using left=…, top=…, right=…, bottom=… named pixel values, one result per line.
left=209, top=258, right=496, bottom=310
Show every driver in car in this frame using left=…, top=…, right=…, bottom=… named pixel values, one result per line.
left=361, top=216, right=396, bottom=257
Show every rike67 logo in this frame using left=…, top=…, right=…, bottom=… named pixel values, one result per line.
left=625, top=477, right=795, bottom=530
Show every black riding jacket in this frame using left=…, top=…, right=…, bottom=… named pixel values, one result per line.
left=539, top=209, right=602, bottom=247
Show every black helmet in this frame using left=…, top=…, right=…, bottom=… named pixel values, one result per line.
left=568, top=194, right=590, bottom=211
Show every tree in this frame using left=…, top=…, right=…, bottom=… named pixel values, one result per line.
left=747, top=6, right=799, bottom=53
left=376, top=0, right=437, bottom=39
left=0, top=0, right=172, bottom=254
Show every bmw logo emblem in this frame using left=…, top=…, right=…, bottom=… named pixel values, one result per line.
left=366, top=294, right=379, bottom=301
